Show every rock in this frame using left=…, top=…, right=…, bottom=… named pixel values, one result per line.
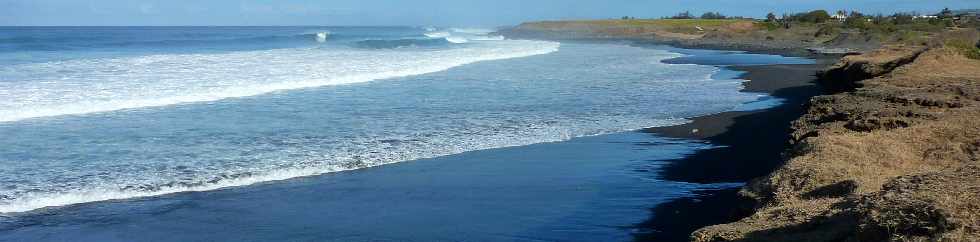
left=818, top=45, right=927, bottom=92
left=691, top=39, right=980, bottom=241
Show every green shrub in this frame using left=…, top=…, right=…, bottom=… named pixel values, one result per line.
left=758, top=21, right=780, bottom=31
left=807, top=10, right=832, bottom=23
left=876, top=22, right=898, bottom=33
left=943, top=19, right=955, bottom=28
left=903, top=21, right=946, bottom=32
left=701, top=12, right=727, bottom=19
left=893, top=30, right=932, bottom=45
left=845, top=17, right=869, bottom=29
left=786, top=10, right=831, bottom=23
left=947, top=39, right=980, bottom=59
left=815, top=24, right=839, bottom=37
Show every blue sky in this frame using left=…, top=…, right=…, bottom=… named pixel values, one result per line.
left=2, top=0, right=976, bottom=26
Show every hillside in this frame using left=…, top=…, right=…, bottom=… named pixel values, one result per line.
left=499, top=18, right=959, bottom=55
left=693, top=29, right=980, bottom=241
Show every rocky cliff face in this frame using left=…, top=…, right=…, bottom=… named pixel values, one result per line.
left=816, top=46, right=928, bottom=92
left=692, top=33, right=980, bottom=242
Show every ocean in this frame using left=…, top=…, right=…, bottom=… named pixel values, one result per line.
left=0, top=26, right=811, bottom=241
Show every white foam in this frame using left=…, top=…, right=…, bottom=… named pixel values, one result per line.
left=450, top=28, right=495, bottom=35
left=0, top=117, right=686, bottom=214
left=444, top=36, right=469, bottom=44
left=423, top=31, right=451, bottom=38
left=0, top=43, right=769, bottom=214
left=0, top=40, right=560, bottom=123
left=470, top=35, right=506, bottom=41
left=315, top=32, right=329, bottom=43
left=0, top=164, right=353, bottom=213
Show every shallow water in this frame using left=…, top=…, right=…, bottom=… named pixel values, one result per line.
left=0, top=26, right=813, bottom=241
left=0, top=132, right=741, bottom=241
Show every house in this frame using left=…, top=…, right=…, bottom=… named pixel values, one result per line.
left=831, top=13, right=847, bottom=23
left=912, top=15, right=938, bottom=20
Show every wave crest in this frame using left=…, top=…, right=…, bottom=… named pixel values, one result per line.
left=0, top=40, right=560, bottom=123
left=423, top=31, right=451, bottom=38
left=445, top=36, right=469, bottom=44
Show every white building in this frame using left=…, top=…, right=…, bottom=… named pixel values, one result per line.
left=831, top=14, right=847, bottom=23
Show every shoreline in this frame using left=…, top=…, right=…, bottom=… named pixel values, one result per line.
left=0, top=41, right=808, bottom=217
left=0, top=41, right=810, bottom=241
left=502, top=22, right=980, bottom=241
left=632, top=48, right=837, bottom=241
left=3, top=36, right=841, bottom=241
left=481, top=34, right=839, bottom=240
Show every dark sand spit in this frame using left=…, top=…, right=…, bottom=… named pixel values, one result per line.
left=636, top=62, right=832, bottom=242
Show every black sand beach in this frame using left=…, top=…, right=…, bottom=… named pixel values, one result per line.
left=0, top=40, right=834, bottom=242
left=634, top=57, right=835, bottom=241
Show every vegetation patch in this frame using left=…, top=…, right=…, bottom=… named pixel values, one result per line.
left=946, top=38, right=980, bottom=59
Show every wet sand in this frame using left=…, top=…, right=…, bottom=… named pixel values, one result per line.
left=0, top=131, right=736, bottom=242
left=634, top=60, right=835, bottom=241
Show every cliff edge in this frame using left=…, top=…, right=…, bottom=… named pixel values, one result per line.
left=692, top=29, right=980, bottom=242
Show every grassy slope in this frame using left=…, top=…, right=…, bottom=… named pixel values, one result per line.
left=517, top=19, right=752, bottom=34
left=507, top=19, right=961, bottom=53
left=524, top=19, right=750, bottom=29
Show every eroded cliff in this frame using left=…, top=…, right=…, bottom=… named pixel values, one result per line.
left=692, top=30, right=980, bottom=242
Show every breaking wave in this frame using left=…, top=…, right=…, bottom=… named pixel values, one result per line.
left=0, top=40, right=560, bottom=123
left=355, top=38, right=453, bottom=49
left=423, top=31, right=451, bottom=38
left=445, top=36, right=469, bottom=44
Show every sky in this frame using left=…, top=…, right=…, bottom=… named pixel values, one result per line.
left=1, top=0, right=977, bottom=27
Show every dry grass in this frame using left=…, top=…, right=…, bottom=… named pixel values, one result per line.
left=693, top=44, right=980, bottom=242
left=518, top=19, right=755, bottom=37
left=527, top=19, right=750, bottom=28
left=934, top=28, right=980, bottom=60
left=843, top=45, right=924, bottom=63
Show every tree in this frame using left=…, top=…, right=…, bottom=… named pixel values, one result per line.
left=801, top=10, right=832, bottom=23
left=892, top=12, right=914, bottom=25
left=836, top=10, right=847, bottom=17
left=940, top=7, right=953, bottom=19
left=845, top=11, right=868, bottom=29
left=849, top=11, right=865, bottom=18
left=872, top=14, right=886, bottom=25
left=766, top=12, right=777, bottom=22
left=701, top=12, right=727, bottom=19
left=671, top=11, right=693, bottom=19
